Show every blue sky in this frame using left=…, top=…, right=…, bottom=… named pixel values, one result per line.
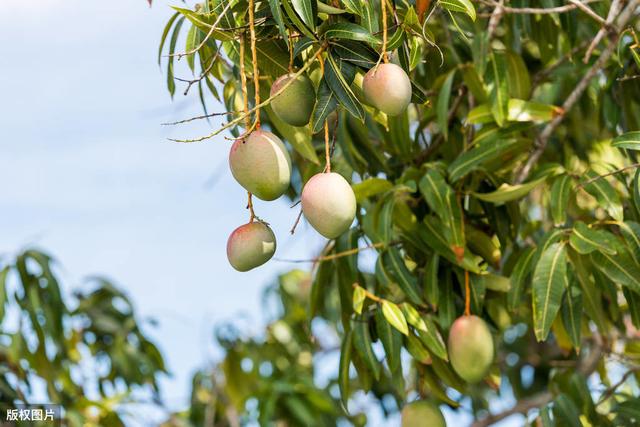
left=0, top=0, right=327, bottom=414
left=0, top=1, right=526, bottom=425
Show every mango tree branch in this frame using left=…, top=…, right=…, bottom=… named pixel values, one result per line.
left=515, top=0, right=640, bottom=184
left=472, top=333, right=604, bottom=427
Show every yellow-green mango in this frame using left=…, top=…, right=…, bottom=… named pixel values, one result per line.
left=301, top=172, right=356, bottom=239
left=226, top=221, right=276, bottom=271
left=229, top=130, right=291, bottom=201
left=448, top=315, right=494, bottom=383
left=270, top=73, right=315, bottom=127
left=401, top=401, right=446, bottom=427
left=363, top=63, right=412, bottom=116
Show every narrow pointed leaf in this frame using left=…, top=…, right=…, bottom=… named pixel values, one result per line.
left=352, top=285, right=366, bottom=314
left=569, top=221, right=617, bottom=255
left=611, top=131, right=640, bottom=150
left=532, top=243, right=568, bottom=341
left=353, top=319, right=380, bottom=380
left=375, top=309, right=402, bottom=372
left=381, top=300, right=409, bottom=335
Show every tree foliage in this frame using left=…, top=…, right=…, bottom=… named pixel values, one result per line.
left=154, top=0, right=640, bottom=424
left=0, top=250, right=166, bottom=426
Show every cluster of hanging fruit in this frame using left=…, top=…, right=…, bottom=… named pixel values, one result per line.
left=226, top=59, right=413, bottom=272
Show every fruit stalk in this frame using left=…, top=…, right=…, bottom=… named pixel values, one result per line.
left=239, top=34, right=251, bottom=129
left=324, top=120, right=331, bottom=173
left=248, top=0, right=261, bottom=128
left=381, top=0, right=389, bottom=64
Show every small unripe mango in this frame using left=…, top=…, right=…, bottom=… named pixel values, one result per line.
left=270, top=73, right=316, bottom=127
left=401, top=401, right=446, bottom=427
left=301, top=172, right=356, bottom=239
left=229, top=130, right=291, bottom=201
left=226, top=221, right=276, bottom=272
left=363, top=63, right=412, bottom=116
left=448, top=315, right=494, bottom=384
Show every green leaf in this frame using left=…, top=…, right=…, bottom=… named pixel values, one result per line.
left=505, top=51, right=531, bottom=99
left=318, top=1, right=347, bottom=13
left=375, top=308, right=402, bottom=372
left=340, top=0, right=362, bottom=14
left=268, top=0, right=288, bottom=42
left=532, top=243, right=568, bottom=341
left=619, top=221, right=640, bottom=264
left=561, top=285, right=582, bottom=350
left=406, top=332, right=431, bottom=363
left=550, top=175, right=573, bottom=226
left=382, top=249, right=424, bottom=305
left=352, top=178, right=393, bottom=202
left=263, top=92, right=320, bottom=163
left=322, top=23, right=380, bottom=46
left=424, top=253, right=440, bottom=307
left=437, top=70, right=456, bottom=141
left=438, top=0, right=476, bottom=21
left=634, top=169, right=640, bottom=215
left=591, top=242, right=640, bottom=293
left=166, top=16, right=185, bottom=98
left=582, top=170, right=623, bottom=221
left=416, top=315, right=448, bottom=360
left=568, top=250, right=608, bottom=333
left=420, top=216, right=484, bottom=274
left=461, top=64, right=487, bottom=102
left=290, top=0, right=317, bottom=31
left=311, top=80, right=338, bottom=134
left=338, top=329, right=353, bottom=411
left=171, top=7, right=232, bottom=41
left=419, top=169, right=465, bottom=252
left=325, top=54, right=365, bottom=120
left=310, top=259, right=333, bottom=318
left=353, top=318, right=381, bottom=380
left=611, top=131, right=640, bottom=150
left=447, top=138, right=527, bottom=182
left=472, top=176, right=548, bottom=204
left=352, top=285, right=366, bottom=314
left=508, top=247, right=535, bottom=311
left=158, top=12, right=180, bottom=66
left=282, top=0, right=317, bottom=40
left=381, top=300, right=409, bottom=335
left=331, top=40, right=378, bottom=68
left=402, top=303, right=427, bottom=332
left=569, top=222, right=617, bottom=255
left=554, top=394, right=583, bottom=427
left=489, top=51, right=509, bottom=127
left=0, top=266, right=8, bottom=321
left=467, top=100, right=562, bottom=124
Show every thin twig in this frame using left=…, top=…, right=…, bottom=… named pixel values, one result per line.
left=487, top=0, right=505, bottom=40
left=162, top=111, right=242, bottom=126
left=480, top=0, right=600, bottom=15
left=274, top=242, right=392, bottom=263
left=575, top=162, right=640, bottom=189
left=247, top=192, right=255, bottom=222
left=239, top=34, right=251, bottom=129
left=567, top=0, right=607, bottom=25
left=169, top=46, right=326, bottom=143
left=169, top=0, right=234, bottom=59
left=248, top=0, right=261, bottom=129
left=584, top=0, right=623, bottom=63
left=290, top=208, right=304, bottom=234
